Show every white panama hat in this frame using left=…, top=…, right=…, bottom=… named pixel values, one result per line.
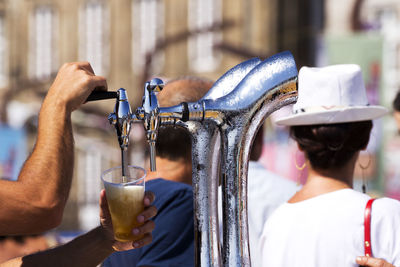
left=275, top=64, right=388, bottom=126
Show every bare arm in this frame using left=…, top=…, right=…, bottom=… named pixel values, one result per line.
left=0, top=62, right=107, bottom=235
left=2, top=226, right=114, bottom=267
left=0, top=191, right=157, bottom=267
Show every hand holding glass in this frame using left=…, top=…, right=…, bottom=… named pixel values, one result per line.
left=101, top=165, right=146, bottom=242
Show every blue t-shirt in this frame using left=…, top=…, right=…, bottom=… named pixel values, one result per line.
left=102, top=178, right=194, bottom=267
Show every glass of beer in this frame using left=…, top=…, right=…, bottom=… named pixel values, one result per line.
left=101, top=165, right=146, bottom=242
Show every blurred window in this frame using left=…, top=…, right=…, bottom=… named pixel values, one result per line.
left=131, top=0, right=164, bottom=74
left=0, top=13, right=7, bottom=88
left=79, top=0, right=109, bottom=76
left=29, top=5, right=58, bottom=81
left=188, top=0, right=222, bottom=73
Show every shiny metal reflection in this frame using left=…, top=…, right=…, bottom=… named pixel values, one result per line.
left=100, top=51, right=298, bottom=267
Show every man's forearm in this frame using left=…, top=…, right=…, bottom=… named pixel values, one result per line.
left=0, top=62, right=108, bottom=235
left=19, top=97, right=75, bottom=213
left=0, top=98, right=75, bottom=234
left=1, top=227, right=115, bottom=267
left=26, top=97, right=75, bottom=205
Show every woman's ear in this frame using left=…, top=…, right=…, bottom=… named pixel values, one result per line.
left=361, top=138, right=369, bottom=151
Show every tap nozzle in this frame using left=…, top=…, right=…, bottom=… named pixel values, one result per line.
left=108, top=88, right=133, bottom=150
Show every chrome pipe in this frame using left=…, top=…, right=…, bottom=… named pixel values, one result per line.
left=216, top=51, right=298, bottom=266
left=134, top=52, right=297, bottom=266
left=185, top=57, right=262, bottom=267
left=90, top=52, right=298, bottom=267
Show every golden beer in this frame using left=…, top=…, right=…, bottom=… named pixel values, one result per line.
left=102, top=166, right=146, bottom=242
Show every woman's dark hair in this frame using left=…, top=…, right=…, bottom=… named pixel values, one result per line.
left=290, top=121, right=373, bottom=170
left=393, top=90, right=400, bottom=112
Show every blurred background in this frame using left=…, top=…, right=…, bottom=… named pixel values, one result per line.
left=0, top=0, right=399, bottom=260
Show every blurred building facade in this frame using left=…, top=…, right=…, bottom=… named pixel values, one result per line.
left=0, top=0, right=323, bottom=231
left=4, top=0, right=397, bottom=231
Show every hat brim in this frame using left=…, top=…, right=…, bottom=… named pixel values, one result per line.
left=275, top=106, right=388, bottom=126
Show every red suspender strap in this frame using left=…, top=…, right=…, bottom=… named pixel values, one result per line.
left=364, top=198, right=376, bottom=257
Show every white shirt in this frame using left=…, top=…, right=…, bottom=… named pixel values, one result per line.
left=259, top=189, right=400, bottom=267
left=247, top=161, right=299, bottom=267
left=219, top=161, right=299, bottom=267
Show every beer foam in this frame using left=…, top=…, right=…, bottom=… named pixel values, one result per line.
left=104, top=183, right=144, bottom=200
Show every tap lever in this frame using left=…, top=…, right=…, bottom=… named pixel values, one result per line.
left=143, top=78, right=164, bottom=112
left=108, top=88, right=132, bottom=149
left=86, top=91, right=118, bottom=102
left=148, top=78, right=164, bottom=92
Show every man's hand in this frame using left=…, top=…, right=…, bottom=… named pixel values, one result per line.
left=46, top=62, right=107, bottom=113
left=0, top=191, right=157, bottom=267
left=356, top=256, right=396, bottom=267
left=99, top=189, right=157, bottom=251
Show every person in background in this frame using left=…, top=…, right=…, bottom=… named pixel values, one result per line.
left=259, top=64, right=400, bottom=267
left=246, top=126, right=299, bottom=267
left=103, top=77, right=213, bottom=267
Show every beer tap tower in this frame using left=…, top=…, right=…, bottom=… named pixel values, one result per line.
left=87, top=51, right=298, bottom=267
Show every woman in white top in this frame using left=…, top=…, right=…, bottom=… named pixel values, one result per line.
left=259, top=64, right=400, bottom=267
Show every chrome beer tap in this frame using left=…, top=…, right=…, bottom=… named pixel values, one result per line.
left=186, top=57, right=262, bottom=267
left=85, top=89, right=132, bottom=177
left=135, top=78, right=164, bottom=171
left=134, top=51, right=298, bottom=267
left=133, top=59, right=262, bottom=267
left=213, top=51, right=298, bottom=267
left=87, top=51, right=298, bottom=267
left=108, top=88, right=133, bottom=177
left=86, top=82, right=163, bottom=175
left=108, top=89, right=133, bottom=149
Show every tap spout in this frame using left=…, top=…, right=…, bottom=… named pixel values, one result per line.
left=108, top=88, right=133, bottom=150
left=140, top=78, right=165, bottom=171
